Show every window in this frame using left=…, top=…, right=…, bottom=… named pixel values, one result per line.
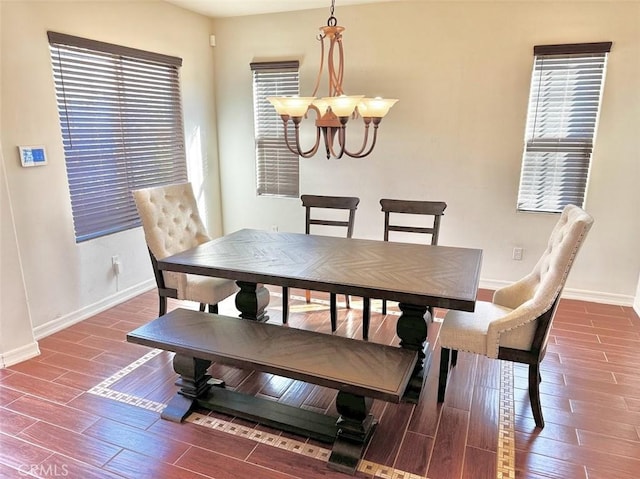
left=517, top=42, right=612, bottom=213
left=48, top=32, right=187, bottom=242
left=251, top=61, right=300, bottom=197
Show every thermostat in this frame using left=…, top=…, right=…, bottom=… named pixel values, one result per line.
left=19, top=146, right=47, bottom=167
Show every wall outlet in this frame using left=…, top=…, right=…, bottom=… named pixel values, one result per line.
left=112, top=255, right=122, bottom=275
left=270, top=225, right=279, bottom=232
left=512, top=247, right=523, bottom=261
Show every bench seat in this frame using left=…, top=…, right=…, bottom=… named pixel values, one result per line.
left=127, top=308, right=418, bottom=475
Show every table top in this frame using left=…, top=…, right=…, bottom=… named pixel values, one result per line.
left=158, top=228, right=483, bottom=311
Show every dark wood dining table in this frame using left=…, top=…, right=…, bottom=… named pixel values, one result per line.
left=158, top=228, right=483, bottom=401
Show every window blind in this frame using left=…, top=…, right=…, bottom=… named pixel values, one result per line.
left=251, top=61, right=300, bottom=197
left=517, top=42, right=611, bottom=213
left=48, top=32, right=187, bottom=242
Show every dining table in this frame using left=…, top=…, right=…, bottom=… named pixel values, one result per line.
left=157, top=228, right=483, bottom=401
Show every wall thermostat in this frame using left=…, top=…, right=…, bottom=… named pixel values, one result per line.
left=19, top=146, right=48, bottom=167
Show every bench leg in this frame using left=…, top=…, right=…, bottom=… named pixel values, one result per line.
left=397, top=302, right=431, bottom=403
left=328, top=392, right=376, bottom=475
left=161, top=354, right=213, bottom=423
left=235, top=281, right=270, bottom=322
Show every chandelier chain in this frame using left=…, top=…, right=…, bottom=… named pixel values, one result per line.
left=328, top=0, right=337, bottom=26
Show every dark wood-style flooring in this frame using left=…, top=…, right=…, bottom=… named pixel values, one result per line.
left=1, top=288, right=639, bottom=479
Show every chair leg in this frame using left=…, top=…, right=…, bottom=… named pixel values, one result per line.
left=438, top=347, right=451, bottom=402
left=199, top=303, right=206, bottom=312
left=529, top=363, right=545, bottom=429
left=208, top=304, right=219, bottom=314
left=362, top=298, right=370, bottom=340
left=345, top=294, right=350, bottom=309
left=159, top=296, right=168, bottom=316
left=382, top=299, right=387, bottom=315
left=305, top=290, right=311, bottom=304
left=282, top=287, right=289, bottom=324
left=451, top=349, right=458, bottom=367
left=330, top=293, right=337, bottom=332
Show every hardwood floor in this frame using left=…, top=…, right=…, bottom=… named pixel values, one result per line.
left=0, top=288, right=638, bottom=479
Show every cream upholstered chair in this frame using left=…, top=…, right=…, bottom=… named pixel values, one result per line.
left=437, top=205, right=593, bottom=429
left=133, top=182, right=238, bottom=316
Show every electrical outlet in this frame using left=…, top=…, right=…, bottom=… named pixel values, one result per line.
left=112, top=255, right=122, bottom=275
left=512, top=247, right=523, bottom=261
left=270, top=225, right=279, bottom=232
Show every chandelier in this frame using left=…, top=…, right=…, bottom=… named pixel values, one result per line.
left=267, top=0, right=397, bottom=159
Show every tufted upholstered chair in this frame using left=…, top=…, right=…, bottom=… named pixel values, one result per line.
left=132, top=182, right=238, bottom=316
left=437, top=204, right=594, bottom=429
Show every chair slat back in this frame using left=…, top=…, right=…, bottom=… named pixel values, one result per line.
left=301, top=195, right=360, bottom=238
left=380, top=199, right=447, bottom=245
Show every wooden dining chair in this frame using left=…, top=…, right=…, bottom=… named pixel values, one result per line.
left=281, top=195, right=359, bottom=333
left=437, top=205, right=593, bottom=429
left=362, top=199, right=447, bottom=338
left=132, top=182, right=238, bottom=316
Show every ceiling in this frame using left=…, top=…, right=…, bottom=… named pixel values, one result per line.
left=164, top=0, right=399, bottom=18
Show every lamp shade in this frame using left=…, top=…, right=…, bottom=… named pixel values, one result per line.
left=267, top=96, right=316, bottom=117
left=357, top=97, right=399, bottom=118
left=323, top=95, right=364, bottom=117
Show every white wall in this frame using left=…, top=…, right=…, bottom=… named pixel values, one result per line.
left=212, top=1, right=640, bottom=305
left=0, top=141, right=39, bottom=366
left=0, top=1, right=221, bottom=358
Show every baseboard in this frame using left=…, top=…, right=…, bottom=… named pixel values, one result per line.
left=33, top=280, right=156, bottom=340
left=480, top=279, right=635, bottom=307
left=1, top=341, right=41, bottom=368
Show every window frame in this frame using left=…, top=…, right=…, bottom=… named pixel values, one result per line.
left=517, top=42, right=612, bottom=213
left=48, top=31, right=188, bottom=242
left=250, top=61, right=300, bottom=198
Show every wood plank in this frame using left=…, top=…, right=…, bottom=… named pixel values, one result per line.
left=427, top=406, right=469, bottom=479
left=393, top=431, right=432, bottom=476
left=462, top=446, right=496, bottom=479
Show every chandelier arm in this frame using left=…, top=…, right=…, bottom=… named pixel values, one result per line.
left=311, top=34, right=326, bottom=98
left=342, top=120, right=371, bottom=156
left=335, top=36, right=345, bottom=95
left=282, top=120, right=321, bottom=158
left=327, top=126, right=346, bottom=159
left=327, top=36, right=345, bottom=96
left=343, top=123, right=380, bottom=159
left=327, top=38, right=337, bottom=96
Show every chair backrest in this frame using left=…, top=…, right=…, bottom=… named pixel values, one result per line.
left=300, top=195, right=360, bottom=238
left=490, top=204, right=594, bottom=359
left=132, top=182, right=211, bottom=262
left=380, top=199, right=447, bottom=245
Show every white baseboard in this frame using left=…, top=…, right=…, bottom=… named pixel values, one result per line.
left=480, top=279, right=635, bottom=307
left=1, top=341, right=41, bottom=368
left=33, top=280, right=155, bottom=340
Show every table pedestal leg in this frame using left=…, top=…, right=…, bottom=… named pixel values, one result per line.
left=328, top=392, right=376, bottom=475
left=235, top=281, right=270, bottom=322
left=161, top=354, right=213, bottom=422
left=397, top=302, right=431, bottom=403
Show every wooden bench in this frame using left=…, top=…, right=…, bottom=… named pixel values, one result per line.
left=127, top=308, right=418, bottom=474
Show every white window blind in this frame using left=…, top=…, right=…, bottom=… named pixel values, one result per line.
left=517, top=42, right=611, bottom=213
left=251, top=61, right=300, bottom=197
left=48, top=31, right=187, bottom=242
